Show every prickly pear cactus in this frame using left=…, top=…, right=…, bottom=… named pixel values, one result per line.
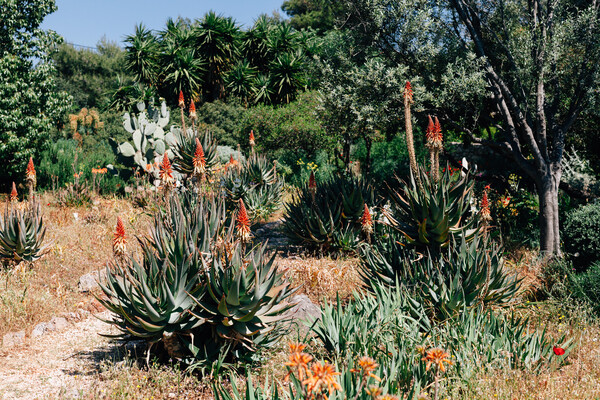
left=115, top=101, right=179, bottom=178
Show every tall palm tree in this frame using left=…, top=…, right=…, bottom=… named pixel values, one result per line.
left=124, top=24, right=159, bottom=87
left=225, top=60, right=257, bottom=106
left=270, top=51, right=306, bottom=104
left=192, top=11, right=242, bottom=101
left=243, top=15, right=273, bottom=73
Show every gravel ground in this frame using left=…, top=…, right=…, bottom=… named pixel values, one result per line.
left=0, top=311, right=118, bottom=400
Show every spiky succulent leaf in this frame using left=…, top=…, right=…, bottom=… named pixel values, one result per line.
left=0, top=201, right=49, bottom=264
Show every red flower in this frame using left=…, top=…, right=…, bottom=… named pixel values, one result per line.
left=404, top=81, right=413, bottom=103
left=553, top=346, right=565, bottom=356
left=189, top=100, right=197, bottom=120
left=10, top=182, right=18, bottom=202
left=26, top=157, right=36, bottom=178
left=249, top=130, right=255, bottom=146
left=480, top=187, right=491, bottom=222
left=113, top=216, right=127, bottom=257
left=159, top=153, right=174, bottom=186
left=193, top=138, right=206, bottom=175
left=236, top=199, right=252, bottom=241
left=178, top=90, right=185, bottom=108
left=360, top=204, right=373, bottom=234
left=308, top=170, right=317, bottom=195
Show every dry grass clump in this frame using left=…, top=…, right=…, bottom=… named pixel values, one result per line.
left=83, top=361, right=213, bottom=400
left=457, top=320, right=600, bottom=399
left=0, top=194, right=151, bottom=339
left=278, top=254, right=362, bottom=303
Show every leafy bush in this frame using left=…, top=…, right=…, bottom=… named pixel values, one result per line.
left=563, top=201, right=600, bottom=270
left=276, top=149, right=337, bottom=188
left=196, top=101, right=246, bottom=147
left=544, top=259, right=600, bottom=316
left=238, top=91, right=334, bottom=157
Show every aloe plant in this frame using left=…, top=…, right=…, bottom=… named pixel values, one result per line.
left=385, top=166, right=477, bottom=253
left=0, top=201, right=49, bottom=265
left=282, top=174, right=378, bottom=252
left=171, top=129, right=219, bottom=179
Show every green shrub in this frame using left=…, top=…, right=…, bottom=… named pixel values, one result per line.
left=196, top=101, right=246, bottom=147
left=276, top=149, right=337, bottom=188
left=571, top=261, right=600, bottom=314
left=563, top=201, right=600, bottom=270
left=238, top=91, right=334, bottom=157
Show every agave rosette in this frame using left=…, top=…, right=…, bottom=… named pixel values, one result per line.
left=0, top=201, right=49, bottom=264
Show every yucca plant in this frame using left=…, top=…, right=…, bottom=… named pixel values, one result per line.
left=385, top=166, right=477, bottom=253
left=0, top=200, right=49, bottom=265
left=282, top=174, right=378, bottom=252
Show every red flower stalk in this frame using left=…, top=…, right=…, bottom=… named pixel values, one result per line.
left=189, top=100, right=197, bottom=120
left=159, top=153, right=174, bottom=187
left=480, top=187, right=492, bottom=223
left=426, top=116, right=443, bottom=150
left=236, top=199, right=252, bottom=241
left=10, top=182, right=18, bottom=202
left=26, top=157, right=36, bottom=179
left=193, top=138, right=206, bottom=175
left=360, top=204, right=373, bottom=234
left=249, top=130, right=255, bottom=147
left=113, top=216, right=127, bottom=258
left=404, top=81, right=413, bottom=103
left=178, top=90, right=185, bottom=108
left=308, top=171, right=317, bottom=199
left=553, top=346, right=565, bottom=356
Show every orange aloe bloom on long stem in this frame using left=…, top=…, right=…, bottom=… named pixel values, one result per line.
left=285, top=343, right=313, bottom=382
left=113, top=216, right=127, bottom=258
left=480, top=185, right=492, bottom=223
left=350, top=356, right=381, bottom=381
left=404, top=81, right=413, bottom=103
left=236, top=199, right=252, bottom=241
left=189, top=100, right=197, bottom=120
left=360, top=204, right=373, bottom=234
left=422, top=348, right=453, bottom=373
left=249, top=130, right=255, bottom=147
left=178, top=90, right=185, bottom=108
left=193, top=138, right=206, bottom=175
left=159, top=153, right=174, bottom=187
left=10, top=182, right=18, bottom=202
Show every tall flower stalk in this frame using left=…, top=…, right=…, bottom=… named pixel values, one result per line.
left=426, top=116, right=444, bottom=182
left=113, top=216, right=127, bottom=260
left=26, top=157, right=36, bottom=200
left=404, top=81, right=421, bottom=189
left=178, top=90, right=187, bottom=135
left=189, top=100, right=197, bottom=134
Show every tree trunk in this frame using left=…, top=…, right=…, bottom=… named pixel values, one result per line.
left=537, top=170, right=562, bottom=257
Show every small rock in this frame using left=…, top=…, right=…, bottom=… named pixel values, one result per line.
left=31, top=323, right=48, bottom=338
left=287, top=295, right=321, bottom=323
left=48, top=317, right=68, bottom=331
left=3, top=331, right=25, bottom=348
left=78, top=269, right=107, bottom=292
left=76, top=308, right=91, bottom=319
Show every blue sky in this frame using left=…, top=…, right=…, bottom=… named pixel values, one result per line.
left=41, top=0, right=287, bottom=49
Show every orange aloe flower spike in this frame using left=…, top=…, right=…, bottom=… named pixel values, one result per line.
left=10, top=182, right=18, bottom=202
left=404, top=81, right=413, bottom=103
left=178, top=90, right=185, bottom=108
left=236, top=199, right=252, bottom=241
left=189, top=100, right=197, bottom=120
left=113, top=216, right=127, bottom=257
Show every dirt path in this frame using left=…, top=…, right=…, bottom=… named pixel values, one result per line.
left=0, top=311, right=118, bottom=400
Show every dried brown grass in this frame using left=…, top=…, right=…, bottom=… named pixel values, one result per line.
left=0, top=193, right=151, bottom=339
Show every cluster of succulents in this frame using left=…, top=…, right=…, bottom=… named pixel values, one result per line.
left=1, top=158, right=48, bottom=267
left=98, top=193, right=293, bottom=362
left=282, top=173, right=379, bottom=252
left=221, top=153, right=284, bottom=222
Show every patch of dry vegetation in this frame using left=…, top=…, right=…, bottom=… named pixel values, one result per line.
left=0, top=194, right=151, bottom=339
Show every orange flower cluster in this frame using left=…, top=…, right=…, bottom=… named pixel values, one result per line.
left=113, top=216, right=127, bottom=258
left=236, top=199, right=252, bottom=241
left=159, top=153, right=174, bottom=187
left=26, top=157, right=36, bottom=178
left=189, top=100, right=197, bottom=120
left=10, top=182, right=18, bottom=202
left=351, top=356, right=381, bottom=381
left=178, top=90, right=185, bottom=108
left=192, top=138, right=206, bottom=175
left=425, top=115, right=443, bottom=150
left=422, top=347, right=453, bottom=373
left=404, top=81, right=413, bottom=103
left=249, top=130, right=255, bottom=147
left=92, top=167, right=108, bottom=175
left=285, top=343, right=341, bottom=399
left=229, top=154, right=238, bottom=167
left=360, top=204, right=373, bottom=234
